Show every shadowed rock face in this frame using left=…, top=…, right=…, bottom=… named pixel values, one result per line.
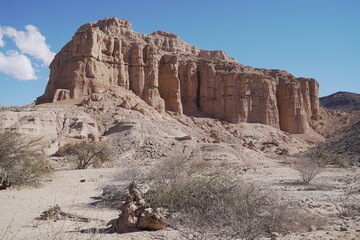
left=36, top=17, right=319, bottom=134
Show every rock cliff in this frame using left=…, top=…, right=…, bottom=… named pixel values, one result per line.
left=36, top=17, right=319, bottom=134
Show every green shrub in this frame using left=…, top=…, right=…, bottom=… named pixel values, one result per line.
left=61, top=141, right=111, bottom=169
left=0, top=130, right=51, bottom=189
left=308, top=149, right=349, bottom=168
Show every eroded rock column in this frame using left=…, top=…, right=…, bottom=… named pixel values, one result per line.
left=277, top=82, right=309, bottom=133
left=158, top=55, right=183, bottom=113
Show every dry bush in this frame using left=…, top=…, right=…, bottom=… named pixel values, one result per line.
left=144, top=156, right=316, bottom=239
left=61, top=141, right=111, bottom=169
left=330, top=176, right=360, bottom=217
left=293, top=157, right=323, bottom=185
left=0, top=130, right=51, bottom=189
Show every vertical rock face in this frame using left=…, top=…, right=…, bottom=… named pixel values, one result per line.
left=36, top=17, right=319, bottom=134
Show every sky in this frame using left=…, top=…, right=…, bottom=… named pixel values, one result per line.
left=0, top=0, right=359, bottom=106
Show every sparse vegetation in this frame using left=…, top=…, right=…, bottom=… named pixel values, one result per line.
left=0, top=130, right=51, bottom=189
left=330, top=176, right=360, bottom=217
left=143, top=156, right=316, bottom=239
left=323, top=119, right=360, bottom=166
left=307, top=149, right=349, bottom=168
left=61, top=141, right=111, bottom=169
left=293, top=157, right=323, bottom=185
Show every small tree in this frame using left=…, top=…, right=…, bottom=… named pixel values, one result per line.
left=62, top=141, right=111, bottom=169
left=0, top=130, right=51, bottom=189
left=294, top=157, right=323, bottom=185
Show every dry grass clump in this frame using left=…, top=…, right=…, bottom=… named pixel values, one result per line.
left=144, top=156, right=317, bottom=239
left=0, top=130, right=51, bottom=189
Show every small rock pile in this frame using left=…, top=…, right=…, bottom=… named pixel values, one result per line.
left=107, top=182, right=169, bottom=233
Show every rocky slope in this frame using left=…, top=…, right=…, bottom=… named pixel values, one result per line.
left=320, top=120, right=360, bottom=164
left=36, top=17, right=320, bottom=134
left=0, top=89, right=320, bottom=165
left=320, top=91, right=360, bottom=112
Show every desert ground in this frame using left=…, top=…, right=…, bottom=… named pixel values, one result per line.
left=1, top=135, right=359, bottom=239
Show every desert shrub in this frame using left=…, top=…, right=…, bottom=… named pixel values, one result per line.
left=0, top=130, right=51, bottom=189
left=307, top=149, right=349, bottom=168
left=293, top=157, right=323, bottom=185
left=329, top=154, right=349, bottom=168
left=61, top=141, right=111, bottom=169
left=144, top=156, right=314, bottom=239
left=330, top=176, right=360, bottom=217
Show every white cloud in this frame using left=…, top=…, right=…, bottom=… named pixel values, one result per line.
left=0, top=25, right=55, bottom=65
left=0, top=31, right=4, bottom=47
left=0, top=50, right=37, bottom=80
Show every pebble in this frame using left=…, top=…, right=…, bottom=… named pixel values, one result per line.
left=339, top=226, right=348, bottom=231
left=308, top=225, right=317, bottom=232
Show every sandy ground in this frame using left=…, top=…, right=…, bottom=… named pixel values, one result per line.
left=1, top=160, right=359, bottom=240
left=0, top=168, right=179, bottom=240
left=242, top=160, right=360, bottom=240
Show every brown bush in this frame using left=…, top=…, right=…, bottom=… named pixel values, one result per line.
left=293, top=157, right=323, bottom=185
left=144, top=156, right=317, bottom=239
left=329, top=176, right=360, bottom=217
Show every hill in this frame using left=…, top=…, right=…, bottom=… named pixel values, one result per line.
left=320, top=120, right=360, bottom=165
left=320, top=91, right=360, bottom=112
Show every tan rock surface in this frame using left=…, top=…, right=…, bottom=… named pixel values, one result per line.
left=107, top=182, right=168, bottom=233
left=36, top=17, right=319, bottom=134
left=1, top=88, right=320, bottom=163
left=0, top=103, right=100, bottom=155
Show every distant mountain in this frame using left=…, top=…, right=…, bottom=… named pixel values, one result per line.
left=320, top=91, right=360, bottom=112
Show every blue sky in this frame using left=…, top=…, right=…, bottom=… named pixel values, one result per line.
left=0, top=0, right=359, bottom=106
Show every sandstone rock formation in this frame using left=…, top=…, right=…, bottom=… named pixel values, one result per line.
left=107, top=182, right=168, bottom=232
left=36, top=17, right=319, bottom=133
